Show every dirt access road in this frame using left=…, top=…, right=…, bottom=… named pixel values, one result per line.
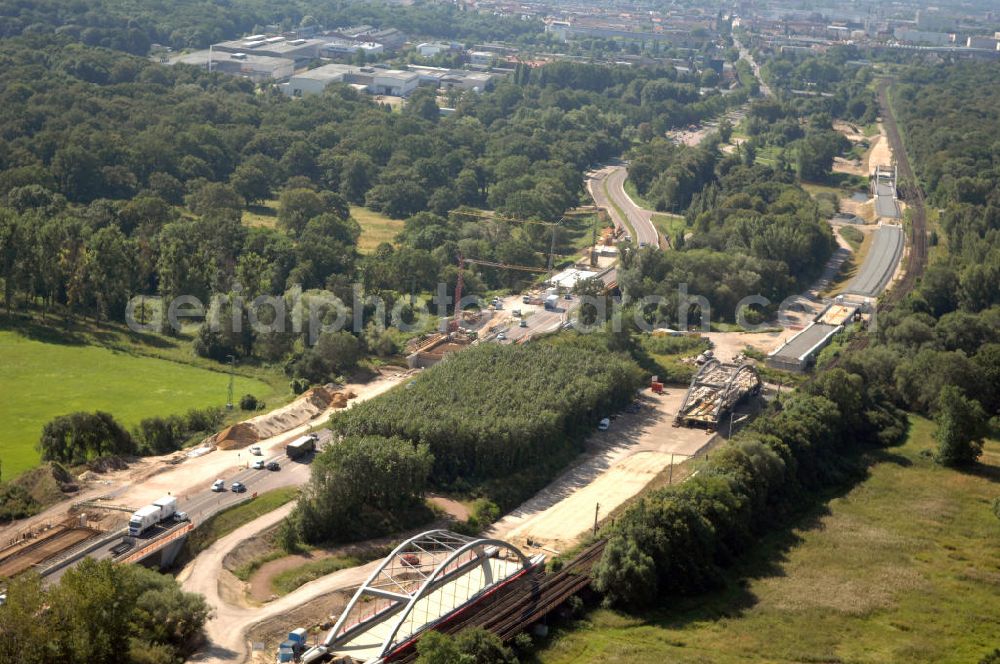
left=489, top=388, right=717, bottom=554
left=179, top=503, right=379, bottom=664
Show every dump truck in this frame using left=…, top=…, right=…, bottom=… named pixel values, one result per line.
left=128, top=495, right=178, bottom=537
left=286, top=434, right=318, bottom=459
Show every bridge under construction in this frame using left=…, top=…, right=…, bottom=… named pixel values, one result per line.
left=675, top=360, right=762, bottom=429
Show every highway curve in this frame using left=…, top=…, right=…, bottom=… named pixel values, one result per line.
left=586, top=164, right=659, bottom=247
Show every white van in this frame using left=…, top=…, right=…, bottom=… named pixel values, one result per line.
left=212, top=479, right=225, bottom=492
left=598, top=418, right=610, bottom=431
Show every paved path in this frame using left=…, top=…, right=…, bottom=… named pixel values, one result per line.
left=586, top=164, right=659, bottom=247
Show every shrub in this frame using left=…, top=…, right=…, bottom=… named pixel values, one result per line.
left=239, top=394, right=259, bottom=411
left=38, top=412, right=135, bottom=465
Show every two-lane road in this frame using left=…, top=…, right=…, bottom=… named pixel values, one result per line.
left=586, top=164, right=659, bottom=248
left=45, top=431, right=334, bottom=582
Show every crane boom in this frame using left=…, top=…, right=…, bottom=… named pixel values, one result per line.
left=449, top=255, right=548, bottom=331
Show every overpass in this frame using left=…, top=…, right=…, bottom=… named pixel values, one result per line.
left=300, top=530, right=544, bottom=663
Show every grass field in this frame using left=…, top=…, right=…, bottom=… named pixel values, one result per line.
left=0, top=328, right=273, bottom=479
left=243, top=200, right=279, bottom=228
left=534, top=417, right=1000, bottom=664
left=270, top=554, right=363, bottom=596
left=651, top=213, right=686, bottom=244
left=352, top=205, right=404, bottom=254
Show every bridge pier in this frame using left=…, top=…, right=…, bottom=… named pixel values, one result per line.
left=158, top=535, right=186, bottom=569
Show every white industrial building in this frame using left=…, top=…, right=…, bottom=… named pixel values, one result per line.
left=169, top=50, right=294, bottom=83
left=417, top=42, right=451, bottom=57
left=284, top=64, right=419, bottom=98
left=321, top=40, right=384, bottom=57
left=285, top=64, right=363, bottom=96
left=371, top=69, right=419, bottom=96
left=212, top=35, right=326, bottom=63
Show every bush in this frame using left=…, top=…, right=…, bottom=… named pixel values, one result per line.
left=290, top=378, right=310, bottom=395
left=239, top=394, right=259, bottom=411
left=38, top=411, right=135, bottom=465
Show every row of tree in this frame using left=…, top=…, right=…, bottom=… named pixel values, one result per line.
left=593, top=367, right=909, bottom=607
left=38, top=408, right=224, bottom=465
left=0, top=558, right=210, bottom=664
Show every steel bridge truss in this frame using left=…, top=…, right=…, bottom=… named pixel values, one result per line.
left=309, top=530, right=536, bottom=663
left=675, top=360, right=762, bottom=429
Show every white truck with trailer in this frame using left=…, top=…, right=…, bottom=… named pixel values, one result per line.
left=128, top=495, right=178, bottom=537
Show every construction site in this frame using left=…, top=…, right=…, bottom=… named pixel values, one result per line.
left=0, top=512, right=117, bottom=580
left=674, top=360, right=763, bottom=430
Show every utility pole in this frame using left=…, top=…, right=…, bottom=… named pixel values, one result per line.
left=668, top=454, right=674, bottom=484
left=593, top=502, right=600, bottom=537
left=226, top=354, right=235, bottom=410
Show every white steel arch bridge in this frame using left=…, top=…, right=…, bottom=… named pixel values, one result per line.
left=301, top=530, right=544, bottom=663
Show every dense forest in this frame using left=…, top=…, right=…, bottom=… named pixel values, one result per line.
left=620, top=159, right=835, bottom=323
left=0, top=37, right=744, bottom=378
left=0, top=0, right=541, bottom=54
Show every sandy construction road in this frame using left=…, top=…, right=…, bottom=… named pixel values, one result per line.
left=490, top=388, right=716, bottom=554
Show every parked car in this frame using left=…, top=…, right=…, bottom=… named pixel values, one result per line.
left=497, top=332, right=507, bottom=341
left=212, top=479, right=225, bottom=492
left=512, top=309, right=521, bottom=317
left=598, top=418, right=611, bottom=431
left=231, top=481, right=247, bottom=493
left=252, top=459, right=265, bottom=470
left=520, top=319, right=528, bottom=328
left=266, top=461, right=281, bottom=471
left=174, top=511, right=190, bottom=523
left=249, top=445, right=262, bottom=456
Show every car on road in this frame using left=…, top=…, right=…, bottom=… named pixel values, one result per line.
left=212, top=479, right=225, bottom=492
left=519, top=319, right=528, bottom=328
left=266, top=461, right=281, bottom=471
left=252, top=459, right=265, bottom=470
left=249, top=445, right=262, bottom=456
left=497, top=332, right=506, bottom=341
left=522, top=295, right=531, bottom=304
left=512, top=309, right=521, bottom=317
left=598, top=418, right=611, bottom=431
left=231, top=481, right=247, bottom=493
left=174, top=511, right=189, bottom=523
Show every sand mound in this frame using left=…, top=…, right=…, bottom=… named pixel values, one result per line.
left=211, top=386, right=357, bottom=448
left=215, top=422, right=260, bottom=450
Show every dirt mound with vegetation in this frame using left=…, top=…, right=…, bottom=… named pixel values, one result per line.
left=214, top=386, right=356, bottom=449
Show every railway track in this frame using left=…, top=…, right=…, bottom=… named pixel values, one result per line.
left=391, top=540, right=607, bottom=662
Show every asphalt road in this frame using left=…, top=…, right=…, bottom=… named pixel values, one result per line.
left=846, top=225, right=904, bottom=297
left=586, top=164, right=659, bottom=247
left=45, top=430, right=334, bottom=582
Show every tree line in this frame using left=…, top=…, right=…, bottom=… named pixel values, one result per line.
left=0, top=558, right=210, bottom=664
